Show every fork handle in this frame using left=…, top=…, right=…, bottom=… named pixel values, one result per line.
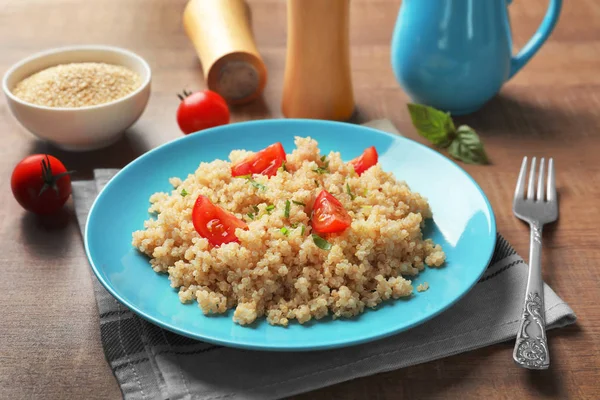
left=512, top=221, right=550, bottom=369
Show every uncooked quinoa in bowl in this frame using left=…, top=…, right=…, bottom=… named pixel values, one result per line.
left=132, top=137, right=445, bottom=327
left=11, top=62, right=142, bottom=108
left=2, top=45, right=151, bottom=151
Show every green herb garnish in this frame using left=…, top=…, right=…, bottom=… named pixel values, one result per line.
left=300, top=224, right=306, bottom=236
left=266, top=204, right=275, bottom=214
left=180, top=188, right=189, bottom=197
left=312, top=234, right=332, bottom=250
left=292, top=200, right=305, bottom=206
left=291, top=222, right=298, bottom=228
left=407, top=103, right=489, bottom=165
left=247, top=205, right=260, bottom=220
left=313, top=155, right=330, bottom=174
left=280, top=227, right=290, bottom=236
left=279, top=160, right=288, bottom=173
left=249, top=178, right=266, bottom=190
left=345, top=183, right=355, bottom=200
left=239, top=175, right=267, bottom=190
left=284, top=200, right=291, bottom=219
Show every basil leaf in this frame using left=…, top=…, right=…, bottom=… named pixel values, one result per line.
left=180, top=188, right=189, bottom=197
left=407, top=103, right=455, bottom=147
left=284, top=200, right=291, bottom=219
left=447, top=125, right=489, bottom=165
left=311, top=234, right=332, bottom=250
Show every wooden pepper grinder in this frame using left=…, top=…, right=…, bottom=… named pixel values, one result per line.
left=183, top=0, right=267, bottom=104
left=282, top=0, right=355, bottom=121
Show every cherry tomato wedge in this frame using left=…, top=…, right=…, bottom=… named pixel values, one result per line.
left=231, top=142, right=286, bottom=177
left=311, top=190, right=352, bottom=234
left=349, top=146, right=378, bottom=176
left=192, top=195, right=248, bottom=246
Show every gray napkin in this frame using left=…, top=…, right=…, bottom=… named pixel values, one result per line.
left=72, top=120, right=576, bottom=400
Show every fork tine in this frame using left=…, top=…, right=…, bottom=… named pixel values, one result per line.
left=537, top=158, right=545, bottom=201
left=527, top=157, right=537, bottom=200
left=514, top=156, right=528, bottom=201
left=547, top=158, right=556, bottom=201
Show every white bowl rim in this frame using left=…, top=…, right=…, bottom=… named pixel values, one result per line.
left=2, top=44, right=152, bottom=112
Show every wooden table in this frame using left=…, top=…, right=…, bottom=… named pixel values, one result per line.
left=1, top=0, right=599, bottom=399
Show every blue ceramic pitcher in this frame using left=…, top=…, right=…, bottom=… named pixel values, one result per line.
left=391, top=0, right=562, bottom=115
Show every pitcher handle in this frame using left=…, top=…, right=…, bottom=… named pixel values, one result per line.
left=508, top=0, right=562, bottom=79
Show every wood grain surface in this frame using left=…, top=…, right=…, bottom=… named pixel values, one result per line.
left=1, top=0, right=599, bottom=399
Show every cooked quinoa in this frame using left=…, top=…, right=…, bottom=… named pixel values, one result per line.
left=132, top=137, right=445, bottom=326
left=12, top=62, right=142, bottom=108
left=417, top=282, right=430, bottom=292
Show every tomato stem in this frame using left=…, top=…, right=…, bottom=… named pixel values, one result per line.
left=38, top=155, right=74, bottom=197
left=177, top=89, right=193, bottom=102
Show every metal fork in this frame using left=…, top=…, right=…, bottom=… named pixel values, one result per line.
left=512, top=157, right=558, bottom=370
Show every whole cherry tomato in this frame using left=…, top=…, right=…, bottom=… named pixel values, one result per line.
left=176, top=89, right=230, bottom=134
left=11, top=154, right=73, bottom=215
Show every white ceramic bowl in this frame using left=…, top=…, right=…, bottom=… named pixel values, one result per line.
left=2, top=45, right=151, bottom=151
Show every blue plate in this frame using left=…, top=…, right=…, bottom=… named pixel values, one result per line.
left=85, top=119, right=496, bottom=351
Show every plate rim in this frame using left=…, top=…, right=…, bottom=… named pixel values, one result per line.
left=84, top=118, right=497, bottom=351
